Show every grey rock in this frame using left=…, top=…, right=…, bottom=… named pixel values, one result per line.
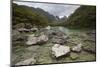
left=82, top=40, right=96, bottom=53
left=52, top=44, right=70, bottom=58
left=16, top=57, right=36, bottom=65
left=26, top=34, right=48, bottom=45
left=12, top=30, right=26, bottom=41
left=18, top=28, right=30, bottom=32
left=26, top=34, right=37, bottom=45
left=30, top=27, right=38, bottom=32
left=72, top=43, right=82, bottom=52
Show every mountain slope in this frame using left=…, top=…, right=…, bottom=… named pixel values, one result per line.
left=66, top=5, right=96, bottom=29
left=12, top=3, right=56, bottom=29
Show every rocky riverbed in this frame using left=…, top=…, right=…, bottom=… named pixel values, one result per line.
left=11, top=26, right=96, bottom=66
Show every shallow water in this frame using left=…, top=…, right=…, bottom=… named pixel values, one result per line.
left=12, top=26, right=96, bottom=65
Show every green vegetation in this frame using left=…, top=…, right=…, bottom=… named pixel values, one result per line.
left=12, top=3, right=96, bottom=29
left=12, top=3, right=53, bottom=28
left=65, top=6, right=96, bottom=29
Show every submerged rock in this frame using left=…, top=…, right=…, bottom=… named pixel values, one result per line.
left=52, top=44, right=70, bottom=58
left=72, top=43, right=82, bottom=52
left=50, top=30, right=67, bottom=44
left=16, top=57, right=36, bottom=65
left=26, top=45, right=40, bottom=52
left=82, top=40, right=96, bottom=53
left=51, top=37, right=66, bottom=44
left=70, top=52, right=79, bottom=60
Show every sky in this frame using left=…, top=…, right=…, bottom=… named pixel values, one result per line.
left=13, top=1, right=80, bottom=18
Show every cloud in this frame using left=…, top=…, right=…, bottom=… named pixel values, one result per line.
left=13, top=1, right=80, bottom=17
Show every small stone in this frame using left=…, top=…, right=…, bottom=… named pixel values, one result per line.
left=70, top=52, right=79, bottom=60
left=72, top=43, right=82, bottom=52
left=30, top=28, right=38, bottom=32
left=45, top=26, right=51, bottom=30
left=26, top=36, right=38, bottom=45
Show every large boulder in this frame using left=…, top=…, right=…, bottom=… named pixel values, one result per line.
left=52, top=44, right=70, bottom=58
left=26, top=34, right=48, bottom=45
left=16, top=57, right=36, bottom=65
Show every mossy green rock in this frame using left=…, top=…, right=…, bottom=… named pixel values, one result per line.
left=36, top=46, right=53, bottom=64
left=70, top=52, right=79, bottom=60
left=82, top=40, right=96, bottom=53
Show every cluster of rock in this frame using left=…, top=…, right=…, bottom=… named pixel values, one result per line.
left=12, top=26, right=96, bottom=65
left=25, top=26, right=68, bottom=45
left=51, top=43, right=82, bottom=58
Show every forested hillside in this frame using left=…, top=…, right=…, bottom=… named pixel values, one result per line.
left=65, top=6, right=96, bottom=29
left=12, top=3, right=56, bottom=29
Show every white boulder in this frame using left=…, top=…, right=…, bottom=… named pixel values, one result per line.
left=26, top=34, right=48, bottom=45
left=52, top=44, right=70, bottom=58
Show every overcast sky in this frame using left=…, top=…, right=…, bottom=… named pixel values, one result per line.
left=13, top=1, right=80, bottom=18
